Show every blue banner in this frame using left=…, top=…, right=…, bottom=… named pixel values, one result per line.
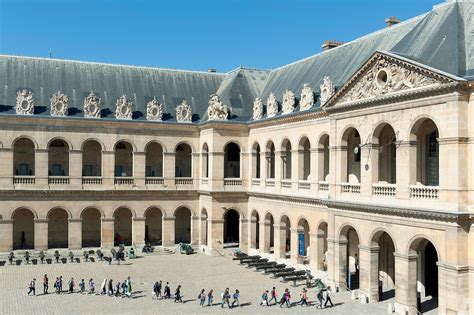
left=298, top=233, right=305, bottom=256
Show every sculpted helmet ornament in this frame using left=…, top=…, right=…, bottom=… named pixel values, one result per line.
left=50, top=91, right=69, bottom=117
left=146, top=97, right=163, bottom=121
left=252, top=97, right=263, bottom=120
left=207, top=94, right=229, bottom=121
left=266, top=92, right=278, bottom=118
left=299, top=84, right=315, bottom=111
left=83, top=92, right=101, bottom=118
left=281, top=89, right=295, bottom=114
left=176, top=100, right=192, bottom=123
left=16, top=89, right=35, bottom=115
left=115, top=95, right=133, bottom=120
left=320, top=76, right=335, bottom=106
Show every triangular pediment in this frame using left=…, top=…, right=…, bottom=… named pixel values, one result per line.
left=324, top=52, right=457, bottom=109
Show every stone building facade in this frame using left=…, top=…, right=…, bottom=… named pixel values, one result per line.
left=0, top=1, right=473, bottom=314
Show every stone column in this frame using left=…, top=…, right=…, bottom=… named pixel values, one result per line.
left=360, top=145, right=372, bottom=196
left=162, top=217, right=175, bottom=246
left=291, top=149, right=299, bottom=189
left=192, top=152, right=200, bottom=189
left=191, top=216, right=200, bottom=245
left=35, top=149, right=49, bottom=187
left=133, top=152, right=146, bottom=188
left=0, top=148, right=13, bottom=189
left=290, top=228, right=299, bottom=264
left=199, top=216, right=208, bottom=246
left=436, top=262, right=470, bottom=315
left=259, top=151, right=266, bottom=184
left=274, top=151, right=282, bottom=190
left=239, top=218, right=249, bottom=253
left=163, top=152, right=176, bottom=189
left=309, top=232, right=319, bottom=271
left=209, top=219, right=224, bottom=253
left=358, top=245, right=380, bottom=303
left=394, top=253, right=418, bottom=315
left=396, top=141, right=416, bottom=199
left=102, top=151, right=115, bottom=187
left=209, top=152, right=224, bottom=189
left=273, top=224, right=284, bottom=258
left=240, top=151, right=250, bottom=190
left=101, top=218, right=114, bottom=249
left=263, top=219, right=272, bottom=253
left=69, top=149, right=83, bottom=188
left=316, top=231, right=327, bottom=270
left=0, top=220, right=13, bottom=252
left=310, top=148, right=319, bottom=192
left=68, top=218, right=82, bottom=250
left=250, top=215, right=258, bottom=249
left=331, top=238, right=348, bottom=289
left=34, top=219, right=48, bottom=251
left=438, top=138, right=468, bottom=204
left=334, top=145, right=346, bottom=196
left=258, top=220, right=265, bottom=252
left=132, top=217, right=146, bottom=248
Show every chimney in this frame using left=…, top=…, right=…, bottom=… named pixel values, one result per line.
left=208, top=68, right=217, bottom=73
left=321, top=40, right=345, bottom=51
left=385, top=16, right=400, bottom=27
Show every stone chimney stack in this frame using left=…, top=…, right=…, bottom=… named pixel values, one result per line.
left=208, top=68, right=217, bottom=73
left=321, top=40, right=345, bottom=52
left=385, top=16, right=400, bottom=27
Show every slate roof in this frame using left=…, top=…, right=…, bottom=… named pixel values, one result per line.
left=0, top=0, right=471, bottom=123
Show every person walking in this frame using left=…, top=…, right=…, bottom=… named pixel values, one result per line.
left=108, top=279, right=114, bottom=296
left=79, top=279, right=85, bottom=294
left=174, top=285, right=183, bottom=303
left=316, top=288, right=325, bottom=308
left=121, top=280, right=128, bottom=298
left=299, top=288, right=309, bottom=306
left=221, top=288, right=231, bottom=308
left=126, top=276, right=132, bottom=298
left=100, top=279, right=107, bottom=295
left=27, top=278, right=36, bottom=296
left=164, top=282, right=171, bottom=299
left=88, top=278, right=95, bottom=294
left=68, top=277, right=75, bottom=293
left=231, top=289, right=240, bottom=308
left=354, top=253, right=359, bottom=273
left=207, top=289, right=214, bottom=306
left=280, top=288, right=291, bottom=308
left=152, top=281, right=160, bottom=300
left=324, top=286, right=334, bottom=308
left=115, top=281, right=122, bottom=297
left=199, top=289, right=206, bottom=306
left=43, top=275, right=48, bottom=295
left=260, top=290, right=269, bottom=306
left=269, top=287, right=277, bottom=305
left=58, top=276, right=63, bottom=294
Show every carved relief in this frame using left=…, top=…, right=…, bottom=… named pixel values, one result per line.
left=299, top=84, right=314, bottom=111
left=176, top=100, right=192, bottom=123
left=320, top=76, right=335, bottom=106
left=266, top=93, right=278, bottom=118
left=115, top=95, right=133, bottom=120
left=146, top=97, right=163, bottom=121
left=252, top=97, right=263, bottom=120
left=50, top=91, right=69, bottom=117
left=83, top=92, right=101, bottom=118
left=207, top=94, right=229, bottom=120
left=339, top=56, right=440, bottom=104
left=16, top=89, right=35, bottom=115
left=281, top=89, right=295, bottom=114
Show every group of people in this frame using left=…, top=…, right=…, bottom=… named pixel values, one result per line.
left=259, top=286, right=334, bottom=308
left=151, top=281, right=182, bottom=302
left=27, top=275, right=133, bottom=298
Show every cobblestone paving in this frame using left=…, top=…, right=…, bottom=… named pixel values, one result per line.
left=0, top=252, right=393, bottom=314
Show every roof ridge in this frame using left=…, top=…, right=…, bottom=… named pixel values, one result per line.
left=0, top=54, right=227, bottom=76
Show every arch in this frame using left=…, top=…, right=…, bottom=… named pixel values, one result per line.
left=48, top=138, right=70, bottom=176
left=296, top=217, right=310, bottom=256
left=278, top=214, right=292, bottom=257
left=82, top=140, right=102, bottom=177
left=372, top=122, right=397, bottom=184
left=12, top=208, right=35, bottom=249
left=318, top=133, right=330, bottom=182
left=13, top=137, right=36, bottom=176
left=173, top=141, right=195, bottom=153
left=200, top=208, right=208, bottom=246
left=80, top=206, right=105, bottom=219
left=222, top=206, right=245, bottom=220
left=265, top=140, right=275, bottom=179
left=370, top=229, right=397, bottom=301
left=316, top=221, right=328, bottom=271
left=407, top=235, right=441, bottom=259
left=47, top=208, right=69, bottom=249
left=81, top=207, right=102, bottom=248
left=223, top=208, right=240, bottom=246
left=340, top=127, right=361, bottom=183
left=370, top=228, right=398, bottom=253
left=81, top=138, right=106, bottom=151
left=408, top=114, right=442, bottom=140
left=145, top=141, right=164, bottom=177
left=114, top=207, right=133, bottom=246
left=250, top=210, right=260, bottom=249
left=11, top=135, right=39, bottom=149
left=339, top=224, right=360, bottom=290
left=47, top=137, right=73, bottom=150
left=222, top=140, right=243, bottom=153
left=298, top=136, right=311, bottom=180
left=224, top=141, right=241, bottom=178
left=202, top=143, right=209, bottom=178
left=263, top=212, right=274, bottom=253
left=175, top=142, right=192, bottom=178
left=145, top=207, right=163, bottom=245
left=114, top=141, right=134, bottom=177
left=113, top=139, right=137, bottom=152
left=174, top=207, right=191, bottom=243
left=281, top=138, right=292, bottom=180
left=251, top=142, right=261, bottom=179
left=145, top=140, right=168, bottom=153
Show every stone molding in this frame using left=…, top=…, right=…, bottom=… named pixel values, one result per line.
left=101, top=218, right=114, bottom=222
left=393, top=252, right=418, bottom=261
left=358, top=245, right=380, bottom=252
left=436, top=262, right=470, bottom=273
left=133, top=217, right=146, bottom=222
left=163, top=216, right=176, bottom=221
left=34, top=219, right=48, bottom=223
left=68, top=218, right=82, bottom=223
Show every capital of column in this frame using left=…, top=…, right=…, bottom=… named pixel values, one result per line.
left=191, top=216, right=200, bottom=220
left=333, top=145, right=348, bottom=152
left=0, top=147, right=12, bottom=153
left=102, top=218, right=115, bottom=222
left=68, top=218, right=82, bottom=223
left=70, top=149, right=83, bottom=154
left=163, top=152, right=175, bottom=157
left=397, top=140, right=417, bottom=148
left=327, top=238, right=347, bottom=245
left=209, top=219, right=224, bottom=223
left=273, top=224, right=286, bottom=230
left=34, top=219, right=48, bottom=223
left=358, top=244, right=380, bottom=253
left=163, top=216, right=176, bottom=221
left=103, top=150, right=115, bottom=155
left=0, top=220, right=13, bottom=224
left=393, top=252, right=418, bottom=261
left=133, top=151, right=146, bottom=156
left=133, top=217, right=146, bottom=222
left=35, top=148, right=48, bottom=153
left=209, top=152, right=224, bottom=157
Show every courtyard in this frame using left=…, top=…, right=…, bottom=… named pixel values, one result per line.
left=0, top=250, right=394, bottom=314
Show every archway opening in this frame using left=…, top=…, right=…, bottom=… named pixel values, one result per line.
left=12, top=208, right=34, bottom=250
left=114, top=208, right=132, bottom=246
left=175, top=143, right=192, bottom=177
left=224, top=142, right=241, bottom=178
left=280, top=215, right=291, bottom=258
left=81, top=208, right=101, bottom=248
left=266, top=141, right=275, bottom=179
left=297, top=218, right=310, bottom=258
left=175, top=207, right=191, bottom=243
left=252, top=143, right=261, bottom=179
left=372, top=231, right=396, bottom=301
left=411, top=119, right=439, bottom=186
left=200, top=209, right=208, bottom=246
left=342, top=128, right=361, bottom=183
left=145, top=207, right=163, bottom=246
left=145, top=142, right=163, bottom=177
left=264, top=213, right=274, bottom=253
left=281, top=139, right=292, bottom=180
left=202, top=143, right=209, bottom=178
left=82, top=140, right=102, bottom=176
left=374, top=124, right=396, bottom=184
left=13, top=138, right=35, bottom=176
left=48, top=139, right=69, bottom=176
left=340, top=226, right=360, bottom=290
left=318, top=134, right=330, bottom=182
left=223, top=209, right=240, bottom=246
left=299, top=137, right=311, bottom=180
left=47, top=208, right=69, bottom=249
left=250, top=210, right=260, bottom=249
left=114, top=141, right=133, bottom=177
left=317, top=222, right=328, bottom=271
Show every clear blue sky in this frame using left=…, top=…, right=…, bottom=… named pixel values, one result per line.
left=0, top=0, right=441, bottom=72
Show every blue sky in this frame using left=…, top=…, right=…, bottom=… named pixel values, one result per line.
left=0, top=0, right=441, bottom=72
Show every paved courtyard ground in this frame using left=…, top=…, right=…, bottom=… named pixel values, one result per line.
left=1, top=250, right=401, bottom=314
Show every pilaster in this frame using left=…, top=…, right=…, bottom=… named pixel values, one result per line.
left=0, top=148, right=13, bottom=189
left=132, top=217, right=146, bottom=247
left=0, top=220, right=13, bottom=252
left=68, top=218, right=82, bottom=250
left=162, top=216, right=175, bottom=246
left=34, top=218, right=48, bottom=251
left=101, top=218, right=114, bottom=249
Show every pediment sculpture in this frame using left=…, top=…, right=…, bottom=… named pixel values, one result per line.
left=115, top=95, right=133, bottom=120
left=207, top=94, right=229, bottom=120
left=266, top=93, right=278, bottom=118
left=299, top=84, right=314, bottom=111
left=320, top=76, right=335, bottom=106
left=146, top=97, right=163, bottom=121
left=252, top=97, right=263, bottom=120
left=83, top=92, right=101, bottom=118
left=16, top=89, right=35, bottom=115
left=281, top=90, right=295, bottom=114
left=50, top=91, right=69, bottom=117
left=176, top=100, right=192, bottom=122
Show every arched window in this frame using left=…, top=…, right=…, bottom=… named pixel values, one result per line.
left=281, top=139, right=292, bottom=180
left=318, top=134, right=330, bottom=182
left=82, top=140, right=102, bottom=176
left=341, top=128, right=361, bottom=183
left=252, top=143, right=261, bottom=179
left=411, top=119, right=439, bottom=186
left=224, top=142, right=241, bottom=178
left=202, top=143, right=209, bottom=178
left=48, top=139, right=69, bottom=176
left=13, top=138, right=35, bottom=176
left=145, top=142, right=163, bottom=177
left=175, top=143, right=192, bottom=177
left=299, top=137, right=311, bottom=180
left=266, top=142, right=275, bottom=179
left=114, top=141, right=133, bottom=177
